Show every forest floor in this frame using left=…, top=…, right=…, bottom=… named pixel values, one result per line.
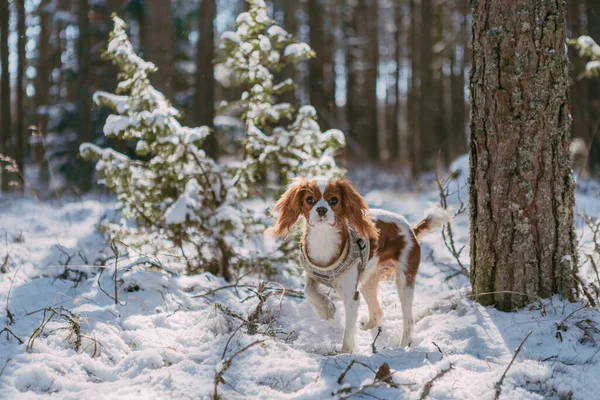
left=1, top=166, right=600, bottom=399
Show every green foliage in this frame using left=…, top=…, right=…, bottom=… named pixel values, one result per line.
left=217, top=0, right=346, bottom=195
left=571, top=36, right=600, bottom=79
left=81, top=5, right=347, bottom=278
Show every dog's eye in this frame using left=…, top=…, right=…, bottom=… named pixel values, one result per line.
left=329, top=197, right=339, bottom=205
left=306, top=196, right=315, bottom=205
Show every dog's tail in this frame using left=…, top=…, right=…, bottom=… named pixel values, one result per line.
left=411, top=204, right=452, bottom=239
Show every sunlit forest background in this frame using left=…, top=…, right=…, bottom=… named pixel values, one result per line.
left=0, top=0, right=599, bottom=195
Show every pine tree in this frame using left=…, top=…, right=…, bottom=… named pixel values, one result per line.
left=82, top=7, right=347, bottom=279
left=572, top=36, right=600, bottom=78
left=80, top=16, right=249, bottom=279
left=217, top=0, right=345, bottom=194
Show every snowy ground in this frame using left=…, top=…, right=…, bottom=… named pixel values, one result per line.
left=1, top=176, right=600, bottom=399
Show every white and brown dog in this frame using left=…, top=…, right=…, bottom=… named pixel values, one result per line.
left=269, top=177, right=450, bottom=353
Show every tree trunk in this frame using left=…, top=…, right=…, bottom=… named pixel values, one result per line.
left=77, top=0, right=93, bottom=192
left=308, top=0, right=328, bottom=129
left=14, top=0, right=26, bottom=191
left=587, top=0, right=600, bottom=174
left=145, top=0, right=174, bottom=99
left=389, top=0, right=401, bottom=161
left=419, top=0, right=435, bottom=171
left=34, top=0, right=52, bottom=178
left=196, top=0, right=218, bottom=159
left=280, top=0, right=297, bottom=105
left=365, top=0, right=379, bottom=161
left=449, top=2, right=468, bottom=162
left=344, top=1, right=358, bottom=148
left=0, top=0, right=11, bottom=192
left=469, top=0, right=577, bottom=311
left=324, top=0, right=337, bottom=124
left=408, top=0, right=421, bottom=178
left=431, top=1, right=448, bottom=167
left=567, top=0, right=591, bottom=171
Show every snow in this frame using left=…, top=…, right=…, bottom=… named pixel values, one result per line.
left=267, top=26, right=288, bottom=38
left=587, top=60, right=600, bottom=72
left=164, top=179, right=203, bottom=225
left=284, top=43, right=312, bottom=57
left=220, top=31, right=241, bottom=44
left=1, top=177, right=600, bottom=399
left=102, top=114, right=131, bottom=137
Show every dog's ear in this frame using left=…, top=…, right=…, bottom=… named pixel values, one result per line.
left=268, top=178, right=306, bottom=237
left=337, top=178, right=379, bottom=240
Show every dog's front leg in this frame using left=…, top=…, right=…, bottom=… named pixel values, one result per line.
left=304, top=275, right=336, bottom=320
left=336, top=267, right=360, bottom=353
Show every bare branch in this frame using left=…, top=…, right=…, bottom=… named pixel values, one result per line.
left=494, top=330, right=533, bottom=400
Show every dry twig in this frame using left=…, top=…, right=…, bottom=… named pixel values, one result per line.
left=494, top=330, right=532, bottom=400
left=419, top=363, right=453, bottom=400
left=213, top=339, right=267, bottom=399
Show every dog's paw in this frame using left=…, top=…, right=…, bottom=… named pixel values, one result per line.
left=360, top=319, right=379, bottom=331
left=314, top=299, right=336, bottom=320
left=340, top=341, right=355, bottom=354
left=360, top=311, right=383, bottom=331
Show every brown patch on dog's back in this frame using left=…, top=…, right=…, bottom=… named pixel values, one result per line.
left=368, top=220, right=407, bottom=281
left=405, top=240, right=421, bottom=287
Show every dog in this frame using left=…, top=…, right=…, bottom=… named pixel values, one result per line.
left=269, top=177, right=450, bottom=353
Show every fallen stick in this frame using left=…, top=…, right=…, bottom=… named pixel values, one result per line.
left=419, top=363, right=453, bottom=400
left=494, top=330, right=533, bottom=400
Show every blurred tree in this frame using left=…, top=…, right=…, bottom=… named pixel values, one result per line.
left=365, top=0, right=378, bottom=161
left=449, top=0, right=468, bottom=162
left=345, top=0, right=379, bottom=161
left=15, top=0, right=26, bottom=190
left=587, top=0, right=600, bottom=174
left=388, top=0, right=401, bottom=161
left=145, top=0, right=174, bottom=99
left=431, top=0, right=447, bottom=166
left=0, top=0, right=10, bottom=192
left=78, top=0, right=93, bottom=192
left=470, top=0, right=576, bottom=311
left=408, top=0, right=420, bottom=177
left=196, top=0, right=218, bottom=158
left=280, top=0, right=297, bottom=105
left=34, top=0, right=52, bottom=179
left=308, top=0, right=333, bottom=130
left=419, top=0, right=434, bottom=172
left=568, top=1, right=590, bottom=154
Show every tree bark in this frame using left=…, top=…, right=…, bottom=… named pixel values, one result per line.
left=419, top=0, right=435, bottom=171
left=389, top=0, right=401, bottom=161
left=196, top=0, right=218, bottom=159
left=145, top=0, right=174, bottom=99
left=449, top=2, right=468, bottom=162
left=408, top=0, right=421, bottom=178
left=469, top=0, right=577, bottom=310
left=431, top=1, right=448, bottom=167
left=365, top=0, right=379, bottom=161
left=14, top=0, right=26, bottom=191
left=0, top=0, right=11, bottom=192
left=344, top=1, right=358, bottom=147
left=77, top=0, right=93, bottom=192
left=34, top=0, right=52, bottom=177
left=281, top=0, right=297, bottom=105
left=308, top=0, right=335, bottom=130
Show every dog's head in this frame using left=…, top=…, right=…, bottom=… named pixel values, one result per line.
left=268, top=177, right=379, bottom=240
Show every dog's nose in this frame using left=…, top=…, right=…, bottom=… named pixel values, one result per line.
left=317, top=207, right=327, bottom=217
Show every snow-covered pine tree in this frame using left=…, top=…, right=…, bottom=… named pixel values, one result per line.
left=80, top=16, right=256, bottom=279
left=572, top=36, right=600, bottom=78
left=217, top=0, right=346, bottom=193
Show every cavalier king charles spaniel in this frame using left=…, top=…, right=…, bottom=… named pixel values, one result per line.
left=269, top=177, right=450, bottom=353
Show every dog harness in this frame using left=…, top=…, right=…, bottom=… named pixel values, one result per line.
left=299, top=228, right=369, bottom=294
